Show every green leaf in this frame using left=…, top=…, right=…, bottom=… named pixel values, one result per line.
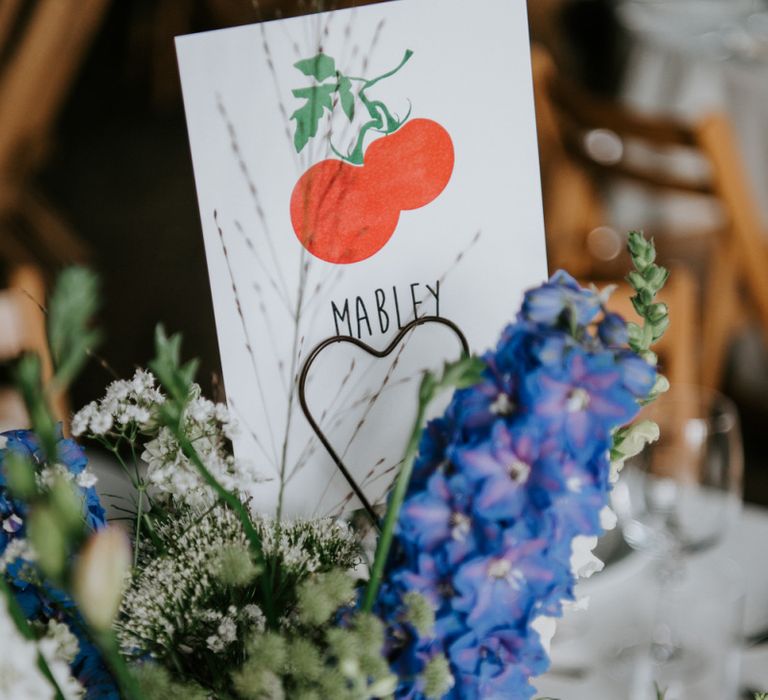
left=50, top=477, right=86, bottom=536
left=5, top=452, right=38, bottom=499
left=149, top=325, right=198, bottom=406
left=15, top=353, right=58, bottom=460
left=338, top=76, right=355, bottom=121
left=28, top=506, right=68, bottom=580
left=291, top=83, right=337, bottom=153
left=47, top=267, right=101, bottom=389
left=294, top=53, right=336, bottom=82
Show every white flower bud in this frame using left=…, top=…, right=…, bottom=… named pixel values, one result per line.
left=73, top=527, right=131, bottom=631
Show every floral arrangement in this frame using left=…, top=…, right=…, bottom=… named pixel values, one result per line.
left=0, top=233, right=677, bottom=699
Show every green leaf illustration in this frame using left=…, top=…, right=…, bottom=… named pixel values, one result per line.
left=338, top=76, right=355, bottom=121
left=291, top=83, right=337, bottom=153
left=294, top=53, right=336, bottom=82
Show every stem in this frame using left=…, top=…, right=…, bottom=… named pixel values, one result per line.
left=0, top=578, right=66, bottom=700
left=362, top=397, right=428, bottom=612
left=169, top=425, right=276, bottom=627
left=94, top=630, right=145, bottom=700
left=133, top=486, right=144, bottom=569
left=276, top=253, right=308, bottom=523
left=348, top=49, right=414, bottom=91
left=333, top=50, right=414, bottom=165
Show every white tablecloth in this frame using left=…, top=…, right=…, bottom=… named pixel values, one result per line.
left=536, top=503, right=768, bottom=699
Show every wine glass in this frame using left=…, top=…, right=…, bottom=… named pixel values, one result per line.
left=615, top=384, right=743, bottom=558
left=609, top=385, right=744, bottom=696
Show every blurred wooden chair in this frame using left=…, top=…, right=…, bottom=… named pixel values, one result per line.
left=0, top=0, right=108, bottom=268
left=532, top=43, right=768, bottom=389
left=0, top=0, right=108, bottom=427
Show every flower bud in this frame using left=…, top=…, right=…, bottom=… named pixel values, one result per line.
left=597, top=312, right=629, bottom=347
left=73, top=527, right=131, bottom=631
left=644, top=265, right=669, bottom=291
left=647, top=302, right=668, bottom=323
left=28, top=506, right=68, bottom=580
left=615, top=419, right=660, bottom=461
left=627, top=270, right=647, bottom=292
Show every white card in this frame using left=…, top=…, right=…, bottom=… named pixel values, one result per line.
left=176, top=0, right=547, bottom=518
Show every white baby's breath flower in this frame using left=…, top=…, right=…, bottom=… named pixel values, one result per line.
left=71, top=403, right=96, bottom=437
left=76, top=470, right=98, bottom=489
left=43, top=620, right=80, bottom=665
left=37, top=464, right=74, bottom=490
left=89, top=411, right=113, bottom=436
left=0, top=594, right=83, bottom=699
left=140, top=386, right=266, bottom=509
left=0, top=538, right=35, bottom=574
left=72, top=369, right=165, bottom=439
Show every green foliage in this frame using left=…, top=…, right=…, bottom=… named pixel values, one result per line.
left=149, top=326, right=199, bottom=410
left=626, top=231, right=670, bottom=356
left=294, top=54, right=337, bottom=81
left=14, top=353, right=58, bottom=460
left=46, top=266, right=102, bottom=390
left=422, top=653, right=453, bottom=700
left=211, top=544, right=261, bottom=587
left=291, top=83, right=338, bottom=153
left=403, top=591, right=435, bottom=637
left=132, top=663, right=208, bottom=700
left=654, top=682, right=667, bottom=700
left=4, top=450, right=37, bottom=499
left=755, top=694, right=768, bottom=700
left=297, top=569, right=356, bottom=627
left=229, top=574, right=394, bottom=700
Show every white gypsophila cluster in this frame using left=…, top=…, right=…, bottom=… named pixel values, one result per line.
left=118, top=505, right=359, bottom=661
left=117, top=505, right=262, bottom=660
left=193, top=603, right=268, bottom=654
left=38, top=462, right=98, bottom=492
left=142, top=386, right=265, bottom=509
left=0, top=538, right=34, bottom=574
left=0, top=595, right=84, bottom=700
left=73, top=369, right=265, bottom=509
left=254, top=515, right=361, bottom=578
left=72, top=369, right=164, bottom=438
left=42, top=621, right=80, bottom=665
left=38, top=622, right=84, bottom=700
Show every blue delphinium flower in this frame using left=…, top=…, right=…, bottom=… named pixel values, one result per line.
left=0, top=428, right=118, bottom=700
left=378, top=272, right=657, bottom=699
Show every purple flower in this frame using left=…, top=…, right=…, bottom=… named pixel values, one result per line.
left=450, top=628, right=546, bottom=700
left=452, top=537, right=555, bottom=636
left=451, top=421, right=542, bottom=522
left=615, top=351, right=657, bottom=397
left=380, top=272, right=658, bottom=699
left=520, top=271, right=601, bottom=327
left=398, top=472, right=477, bottom=564
left=598, top=312, right=629, bottom=347
left=523, top=349, right=640, bottom=455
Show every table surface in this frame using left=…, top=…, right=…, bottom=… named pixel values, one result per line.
left=536, top=503, right=768, bottom=699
